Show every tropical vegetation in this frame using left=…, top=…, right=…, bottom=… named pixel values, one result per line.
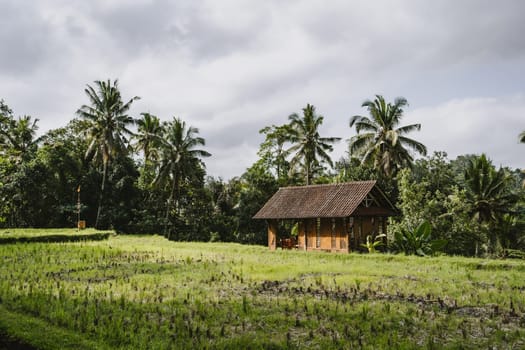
left=153, top=118, right=211, bottom=238
left=0, top=86, right=524, bottom=257
left=77, top=79, right=140, bottom=228
left=286, top=104, right=341, bottom=185
left=349, top=95, right=427, bottom=177
left=391, top=221, right=447, bottom=256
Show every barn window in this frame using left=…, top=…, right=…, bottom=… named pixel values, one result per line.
left=316, top=218, right=321, bottom=248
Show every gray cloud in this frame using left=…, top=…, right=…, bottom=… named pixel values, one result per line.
left=1, top=0, right=524, bottom=178
left=406, top=94, right=525, bottom=169
left=87, top=0, right=269, bottom=61
left=0, top=1, right=57, bottom=75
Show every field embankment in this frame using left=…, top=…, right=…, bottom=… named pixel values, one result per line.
left=0, top=228, right=111, bottom=245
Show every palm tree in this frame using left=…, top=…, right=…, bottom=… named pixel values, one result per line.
left=0, top=115, right=40, bottom=162
left=349, top=95, right=427, bottom=177
left=464, top=154, right=517, bottom=253
left=134, top=113, right=162, bottom=165
left=76, top=79, right=140, bottom=228
left=286, top=104, right=340, bottom=185
left=154, top=117, right=211, bottom=237
left=258, top=124, right=292, bottom=181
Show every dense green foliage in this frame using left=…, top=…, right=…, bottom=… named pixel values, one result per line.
left=1, top=87, right=524, bottom=254
left=392, top=152, right=524, bottom=256
left=2, top=235, right=525, bottom=349
left=77, top=80, right=140, bottom=228
left=391, top=221, right=447, bottom=256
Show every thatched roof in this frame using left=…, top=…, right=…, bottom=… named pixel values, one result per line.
left=253, top=181, right=395, bottom=219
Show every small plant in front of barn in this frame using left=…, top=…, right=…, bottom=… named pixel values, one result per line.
left=391, top=221, right=447, bottom=256
left=361, top=234, right=386, bottom=253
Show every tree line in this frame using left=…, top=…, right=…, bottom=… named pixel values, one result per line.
left=1, top=80, right=524, bottom=256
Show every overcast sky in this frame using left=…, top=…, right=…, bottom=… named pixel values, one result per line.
left=1, top=0, right=524, bottom=179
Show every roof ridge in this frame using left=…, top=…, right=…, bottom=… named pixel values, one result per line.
left=278, top=180, right=376, bottom=190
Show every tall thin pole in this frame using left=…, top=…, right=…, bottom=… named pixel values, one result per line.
left=77, top=185, right=81, bottom=231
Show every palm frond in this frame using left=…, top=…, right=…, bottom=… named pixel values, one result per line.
left=519, top=130, right=525, bottom=143
left=396, top=123, right=421, bottom=135
left=398, top=136, right=427, bottom=156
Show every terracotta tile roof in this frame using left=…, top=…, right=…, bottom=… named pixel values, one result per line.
left=253, top=180, right=394, bottom=219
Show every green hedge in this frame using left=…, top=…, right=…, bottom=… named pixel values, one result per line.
left=0, top=232, right=110, bottom=245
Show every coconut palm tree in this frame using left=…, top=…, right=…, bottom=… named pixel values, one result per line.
left=134, top=112, right=162, bottom=165
left=154, top=117, right=211, bottom=237
left=349, top=95, right=427, bottom=178
left=76, top=79, right=140, bottom=228
left=286, top=104, right=340, bottom=185
left=464, top=154, right=517, bottom=253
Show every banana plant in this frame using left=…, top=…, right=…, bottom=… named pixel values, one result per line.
left=361, top=234, right=386, bottom=253
left=392, top=221, right=447, bottom=256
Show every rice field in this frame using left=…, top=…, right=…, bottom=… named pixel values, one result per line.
left=1, top=233, right=525, bottom=349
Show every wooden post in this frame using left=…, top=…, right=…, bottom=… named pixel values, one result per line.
left=268, top=220, right=277, bottom=250
left=77, top=185, right=81, bottom=231
left=304, top=219, right=308, bottom=251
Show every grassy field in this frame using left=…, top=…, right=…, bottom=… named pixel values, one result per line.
left=1, top=233, right=525, bottom=349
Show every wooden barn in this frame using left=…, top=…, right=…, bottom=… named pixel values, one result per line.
left=253, top=181, right=396, bottom=252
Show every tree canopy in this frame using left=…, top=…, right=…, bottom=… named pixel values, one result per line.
left=1, top=88, right=524, bottom=257
left=286, top=104, right=341, bottom=185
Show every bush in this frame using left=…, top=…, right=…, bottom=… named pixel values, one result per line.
left=391, top=221, right=447, bottom=256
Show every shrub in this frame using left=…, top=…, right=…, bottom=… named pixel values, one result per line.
left=391, top=221, right=447, bottom=256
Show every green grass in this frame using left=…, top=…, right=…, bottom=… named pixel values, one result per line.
left=1, top=234, right=525, bottom=349
left=0, top=304, right=110, bottom=350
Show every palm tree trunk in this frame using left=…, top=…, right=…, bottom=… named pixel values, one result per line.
left=164, top=173, right=180, bottom=240
left=95, top=160, right=108, bottom=229
left=305, top=157, right=311, bottom=186
left=164, top=178, right=176, bottom=239
left=475, top=217, right=483, bottom=257
left=174, top=172, right=181, bottom=215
